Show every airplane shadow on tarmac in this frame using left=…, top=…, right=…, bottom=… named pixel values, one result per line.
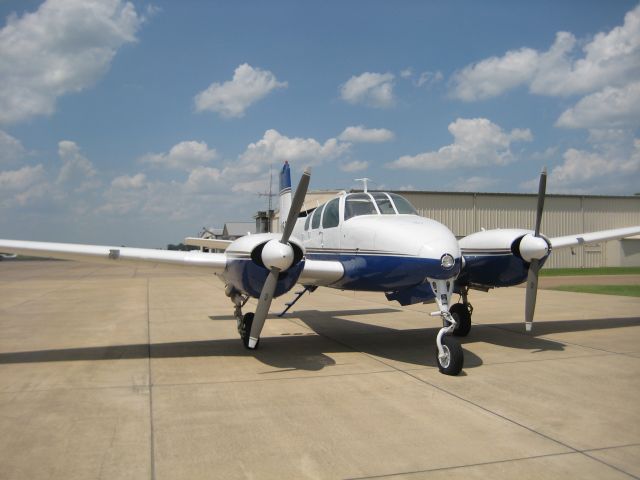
left=0, top=310, right=638, bottom=372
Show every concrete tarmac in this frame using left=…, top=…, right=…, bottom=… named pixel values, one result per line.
left=0, top=261, right=639, bottom=479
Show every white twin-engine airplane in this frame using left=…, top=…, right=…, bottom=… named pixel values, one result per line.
left=1, top=162, right=639, bottom=375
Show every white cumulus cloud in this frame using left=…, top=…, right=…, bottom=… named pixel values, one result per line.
left=452, top=5, right=640, bottom=101
left=340, top=160, right=368, bottom=172
left=450, top=48, right=539, bottom=101
left=56, top=140, right=99, bottom=192
left=0, top=130, right=26, bottom=165
left=237, top=129, right=349, bottom=172
left=140, top=141, right=217, bottom=170
left=0, top=0, right=143, bottom=125
left=111, top=173, right=147, bottom=190
left=184, top=167, right=222, bottom=193
left=522, top=135, right=640, bottom=193
left=194, top=64, right=287, bottom=118
left=556, top=82, right=640, bottom=129
left=340, top=72, right=395, bottom=108
left=388, top=118, right=532, bottom=170
left=338, top=125, right=395, bottom=143
left=0, top=165, right=46, bottom=192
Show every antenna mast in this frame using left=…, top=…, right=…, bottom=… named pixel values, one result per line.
left=258, top=165, right=277, bottom=232
left=354, top=177, right=372, bottom=193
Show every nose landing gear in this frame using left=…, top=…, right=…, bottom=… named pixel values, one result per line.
left=225, top=284, right=257, bottom=349
left=429, top=278, right=465, bottom=376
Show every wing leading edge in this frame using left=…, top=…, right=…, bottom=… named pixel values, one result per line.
left=0, top=239, right=227, bottom=273
left=549, top=226, right=640, bottom=249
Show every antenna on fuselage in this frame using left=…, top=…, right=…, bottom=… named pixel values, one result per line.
left=354, top=178, right=372, bottom=193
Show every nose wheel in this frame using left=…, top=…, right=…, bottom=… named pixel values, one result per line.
left=430, top=278, right=465, bottom=376
left=436, top=335, right=463, bottom=375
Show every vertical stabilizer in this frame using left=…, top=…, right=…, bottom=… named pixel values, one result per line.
left=279, top=161, right=292, bottom=232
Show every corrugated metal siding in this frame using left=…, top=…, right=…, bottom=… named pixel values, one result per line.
left=401, top=192, right=475, bottom=236
left=393, top=191, right=640, bottom=268
left=297, top=190, right=640, bottom=267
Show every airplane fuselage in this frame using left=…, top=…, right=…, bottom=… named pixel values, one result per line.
left=295, top=214, right=462, bottom=291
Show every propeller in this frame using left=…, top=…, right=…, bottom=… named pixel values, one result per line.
left=525, top=167, right=547, bottom=332
left=246, top=168, right=311, bottom=348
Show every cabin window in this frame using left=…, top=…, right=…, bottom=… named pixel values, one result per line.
left=312, top=204, right=322, bottom=229
left=372, top=193, right=396, bottom=214
left=322, top=198, right=340, bottom=228
left=304, top=211, right=313, bottom=231
left=389, top=193, right=418, bottom=215
left=344, top=193, right=378, bottom=220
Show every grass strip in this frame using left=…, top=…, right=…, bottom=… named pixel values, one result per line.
left=550, top=284, right=640, bottom=297
left=541, top=267, right=640, bottom=277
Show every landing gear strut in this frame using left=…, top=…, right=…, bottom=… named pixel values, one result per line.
left=429, top=278, right=464, bottom=376
left=225, top=284, right=259, bottom=350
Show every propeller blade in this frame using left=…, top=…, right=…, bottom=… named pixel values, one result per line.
left=525, top=167, right=547, bottom=332
left=534, top=167, right=547, bottom=237
left=281, top=168, right=311, bottom=244
left=525, top=259, right=541, bottom=332
left=246, top=168, right=311, bottom=348
left=247, top=267, right=280, bottom=348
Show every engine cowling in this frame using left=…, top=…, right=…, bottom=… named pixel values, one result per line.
left=224, top=233, right=305, bottom=298
left=457, top=229, right=550, bottom=288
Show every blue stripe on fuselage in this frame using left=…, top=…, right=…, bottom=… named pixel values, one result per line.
left=457, top=254, right=547, bottom=288
left=306, top=251, right=460, bottom=291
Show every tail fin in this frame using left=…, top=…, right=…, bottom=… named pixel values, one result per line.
left=279, top=161, right=292, bottom=232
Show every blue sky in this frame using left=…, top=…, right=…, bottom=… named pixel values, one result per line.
left=1, top=0, right=639, bottom=246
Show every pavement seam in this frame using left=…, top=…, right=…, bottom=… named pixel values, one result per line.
left=481, top=322, right=637, bottom=356
left=0, top=369, right=397, bottom=395
left=146, top=278, right=157, bottom=480
left=344, top=446, right=640, bottom=480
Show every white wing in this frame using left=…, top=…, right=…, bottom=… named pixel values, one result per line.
left=184, top=237, right=233, bottom=251
left=549, top=226, right=640, bottom=249
left=0, top=239, right=226, bottom=273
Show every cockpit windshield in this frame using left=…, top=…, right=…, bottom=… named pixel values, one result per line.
left=343, top=192, right=418, bottom=220
left=388, top=193, right=418, bottom=215
left=371, top=193, right=395, bottom=214
left=344, top=193, right=377, bottom=220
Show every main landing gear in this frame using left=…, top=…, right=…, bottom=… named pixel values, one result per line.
left=429, top=281, right=473, bottom=375
left=448, top=288, right=473, bottom=337
left=225, top=285, right=259, bottom=350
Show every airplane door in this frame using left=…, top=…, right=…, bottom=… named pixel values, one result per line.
left=320, top=198, right=341, bottom=250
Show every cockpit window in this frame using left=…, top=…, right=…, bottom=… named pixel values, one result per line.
left=311, top=204, right=322, bottom=229
left=322, top=198, right=340, bottom=228
left=371, top=192, right=396, bottom=215
left=389, top=193, right=418, bottom=215
left=344, top=193, right=378, bottom=220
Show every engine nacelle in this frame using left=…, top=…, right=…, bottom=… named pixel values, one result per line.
left=224, top=233, right=305, bottom=299
left=458, top=229, right=549, bottom=288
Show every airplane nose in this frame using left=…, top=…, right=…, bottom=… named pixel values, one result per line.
left=418, top=234, right=462, bottom=279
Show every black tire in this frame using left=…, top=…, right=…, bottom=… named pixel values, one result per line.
left=449, top=303, right=471, bottom=337
left=436, top=336, right=463, bottom=375
left=240, top=312, right=259, bottom=349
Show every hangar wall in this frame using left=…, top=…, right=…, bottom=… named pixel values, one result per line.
left=298, top=190, right=640, bottom=268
